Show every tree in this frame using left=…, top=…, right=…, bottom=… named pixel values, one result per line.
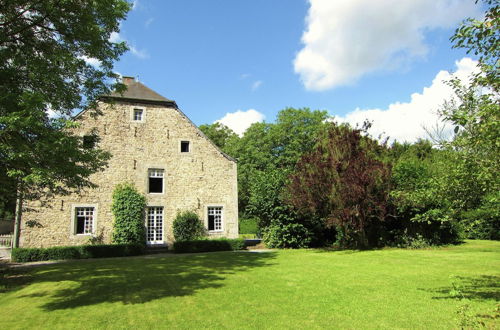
left=231, top=108, right=328, bottom=213
left=438, top=0, right=500, bottom=238
left=287, top=123, right=390, bottom=248
left=198, top=122, right=239, bottom=156
left=0, top=0, right=131, bottom=246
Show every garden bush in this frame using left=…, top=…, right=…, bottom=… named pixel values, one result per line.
left=173, top=238, right=245, bottom=253
left=263, top=223, right=311, bottom=248
left=173, top=211, right=206, bottom=241
left=112, top=183, right=147, bottom=245
left=11, top=243, right=145, bottom=262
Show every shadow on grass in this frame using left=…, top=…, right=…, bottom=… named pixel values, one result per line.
left=10, top=251, right=276, bottom=310
left=426, top=275, right=500, bottom=301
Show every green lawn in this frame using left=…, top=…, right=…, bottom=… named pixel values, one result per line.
left=1, top=240, right=499, bottom=329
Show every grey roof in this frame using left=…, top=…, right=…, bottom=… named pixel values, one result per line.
left=104, top=76, right=176, bottom=105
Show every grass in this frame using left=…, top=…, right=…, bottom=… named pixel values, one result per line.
left=1, top=240, right=499, bottom=329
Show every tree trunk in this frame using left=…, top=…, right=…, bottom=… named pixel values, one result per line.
left=12, top=182, right=23, bottom=248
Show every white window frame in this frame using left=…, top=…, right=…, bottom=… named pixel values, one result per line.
left=206, top=206, right=224, bottom=233
left=131, top=107, right=145, bottom=122
left=179, top=139, right=192, bottom=154
left=146, top=206, right=165, bottom=245
left=148, top=168, right=164, bottom=194
left=70, top=204, right=98, bottom=236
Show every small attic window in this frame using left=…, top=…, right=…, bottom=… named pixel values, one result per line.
left=181, top=141, right=190, bottom=153
left=133, top=108, right=144, bottom=121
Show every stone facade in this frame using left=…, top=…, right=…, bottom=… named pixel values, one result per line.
left=20, top=78, right=238, bottom=248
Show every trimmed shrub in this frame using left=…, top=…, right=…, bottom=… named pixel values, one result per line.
left=173, top=238, right=245, bottom=253
left=112, top=183, right=147, bottom=245
left=173, top=211, right=206, bottom=241
left=11, top=243, right=144, bottom=262
left=263, top=223, right=311, bottom=248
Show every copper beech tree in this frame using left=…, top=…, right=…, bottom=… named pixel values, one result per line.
left=286, top=123, right=391, bottom=248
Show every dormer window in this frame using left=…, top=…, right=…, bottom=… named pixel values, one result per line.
left=133, top=108, right=144, bottom=121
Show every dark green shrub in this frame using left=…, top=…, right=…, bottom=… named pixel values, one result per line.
left=173, top=211, right=206, bottom=241
left=79, top=243, right=144, bottom=258
left=239, top=217, right=259, bottom=234
left=263, top=223, right=311, bottom=248
left=461, top=206, right=500, bottom=240
left=112, top=183, right=147, bottom=245
left=173, top=238, right=245, bottom=253
left=11, top=244, right=144, bottom=262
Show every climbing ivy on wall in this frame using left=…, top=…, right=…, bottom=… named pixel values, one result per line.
left=112, top=183, right=147, bottom=245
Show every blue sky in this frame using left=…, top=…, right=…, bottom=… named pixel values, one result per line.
left=110, top=0, right=482, bottom=142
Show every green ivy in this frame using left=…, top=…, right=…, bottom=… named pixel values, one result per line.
left=112, top=183, right=146, bottom=245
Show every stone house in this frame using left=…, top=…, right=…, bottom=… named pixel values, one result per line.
left=20, top=77, right=238, bottom=248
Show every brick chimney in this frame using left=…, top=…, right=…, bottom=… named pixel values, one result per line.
left=122, top=76, right=135, bottom=85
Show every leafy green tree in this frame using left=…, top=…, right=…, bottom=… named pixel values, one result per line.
left=438, top=0, right=500, bottom=238
left=232, top=108, right=328, bottom=213
left=198, top=122, right=239, bottom=156
left=0, top=1, right=130, bottom=246
left=112, top=183, right=146, bottom=245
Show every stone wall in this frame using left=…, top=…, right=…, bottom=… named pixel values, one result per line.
left=20, top=101, right=238, bottom=247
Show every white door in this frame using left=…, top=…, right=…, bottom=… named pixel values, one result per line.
left=147, top=207, right=164, bottom=245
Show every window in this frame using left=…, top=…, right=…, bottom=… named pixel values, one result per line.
left=148, top=168, right=164, bottom=193
left=133, top=108, right=143, bottom=121
left=208, top=206, right=223, bottom=232
left=147, top=207, right=164, bottom=244
left=180, top=140, right=190, bottom=153
left=75, top=207, right=95, bottom=234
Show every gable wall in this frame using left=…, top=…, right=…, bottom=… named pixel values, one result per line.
left=20, top=101, right=238, bottom=247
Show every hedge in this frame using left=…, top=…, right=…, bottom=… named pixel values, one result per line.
left=11, top=243, right=145, bottom=262
left=173, top=238, right=246, bottom=253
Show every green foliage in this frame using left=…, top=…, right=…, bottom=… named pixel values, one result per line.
left=388, top=144, right=463, bottom=245
left=173, top=238, right=245, bottom=253
left=232, top=108, right=328, bottom=212
left=245, top=168, right=297, bottom=231
left=238, top=217, right=259, bottom=235
left=198, top=122, right=239, bottom=156
left=112, top=183, right=146, bottom=245
left=0, top=0, right=130, bottom=244
left=11, top=244, right=144, bottom=262
left=451, top=0, right=499, bottom=91
left=263, top=223, right=311, bottom=249
left=460, top=195, right=500, bottom=240
left=172, top=211, right=206, bottom=241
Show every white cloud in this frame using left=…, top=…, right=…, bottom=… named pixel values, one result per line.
left=109, top=31, right=148, bottom=59
left=216, top=109, right=265, bottom=136
left=81, top=56, right=101, bottom=67
left=335, top=57, right=479, bottom=143
left=109, top=31, right=122, bottom=43
left=129, top=45, right=149, bottom=59
left=294, top=0, right=480, bottom=91
left=252, top=80, right=263, bottom=91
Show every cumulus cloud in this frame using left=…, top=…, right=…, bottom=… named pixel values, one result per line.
left=335, top=57, right=479, bottom=143
left=216, top=109, right=265, bottom=136
left=294, top=0, right=480, bottom=90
